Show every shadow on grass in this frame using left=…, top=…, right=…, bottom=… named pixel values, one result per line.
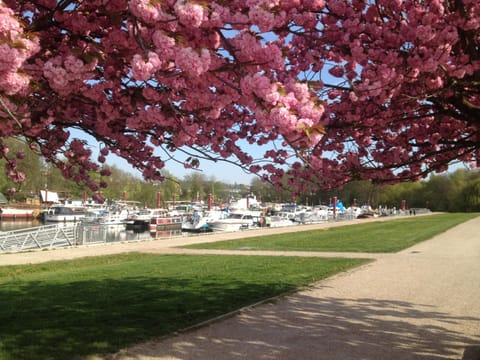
left=0, top=276, right=295, bottom=360
left=129, top=294, right=480, bottom=360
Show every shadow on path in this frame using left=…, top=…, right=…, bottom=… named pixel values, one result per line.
left=126, top=294, right=480, bottom=360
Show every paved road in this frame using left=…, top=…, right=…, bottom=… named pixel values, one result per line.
left=109, top=216, right=480, bottom=360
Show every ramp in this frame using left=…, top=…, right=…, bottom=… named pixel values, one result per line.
left=0, top=223, right=79, bottom=253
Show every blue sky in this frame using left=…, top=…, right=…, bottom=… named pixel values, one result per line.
left=109, top=152, right=257, bottom=184
left=71, top=126, right=470, bottom=187
left=72, top=129, right=258, bottom=184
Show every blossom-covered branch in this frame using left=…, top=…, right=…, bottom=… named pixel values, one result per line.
left=0, top=0, right=478, bottom=195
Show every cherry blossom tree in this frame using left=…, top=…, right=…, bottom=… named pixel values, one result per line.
left=0, top=0, right=478, bottom=197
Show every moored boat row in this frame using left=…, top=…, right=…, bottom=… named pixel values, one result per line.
left=36, top=198, right=371, bottom=233
left=1, top=190, right=410, bottom=238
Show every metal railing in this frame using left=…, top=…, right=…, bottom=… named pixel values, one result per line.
left=0, top=222, right=181, bottom=253
left=0, top=223, right=79, bottom=253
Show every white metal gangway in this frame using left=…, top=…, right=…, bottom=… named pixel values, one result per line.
left=0, top=223, right=79, bottom=253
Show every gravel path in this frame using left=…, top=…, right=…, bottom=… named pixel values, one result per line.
left=1, top=215, right=479, bottom=359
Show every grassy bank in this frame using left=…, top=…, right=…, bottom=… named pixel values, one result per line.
left=183, top=213, right=479, bottom=253
left=0, top=254, right=367, bottom=360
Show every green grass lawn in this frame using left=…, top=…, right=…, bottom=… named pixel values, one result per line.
left=183, top=213, right=479, bottom=253
left=0, top=253, right=368, bottom=360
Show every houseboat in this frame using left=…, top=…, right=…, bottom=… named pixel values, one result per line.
left=43, top=206, right=85, bottom=222
left=122, top=208, right=182, bottom=232
left=149, top=209, right=183, bottom=232
left=0, top=207, right=35, bottom=221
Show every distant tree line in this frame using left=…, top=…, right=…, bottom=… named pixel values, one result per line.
left=266, top=169, right=480, bottom=212
left=1, top=138, right=478, bottom=212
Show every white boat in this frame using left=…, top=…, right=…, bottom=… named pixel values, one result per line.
left=82, top=209, right=106, bottom=224
left=43, top=206, right=85, bottom=222
left=265, top=215, right=298, bottom=228
left=344, top=206, right=367, bottom=219
left=277, top=204, right=308, bottom=223
left=182, top=210, right=229, bottom=232
left=83, top=206, right=132, bottom=226
left=99, top=209, right=131, bottom=226
left=0, top=207, right=35, bottom=220
left=294, top=206, right=329, bottom=224
left=207, top=210, right=262, bottom=232
left=275, top=210, right=298, bottom=222
left=167, top=202, right=195, bottom=216
left=228, top=195, right=261, bottom=211
left=128, top=208, right=165, bottom=221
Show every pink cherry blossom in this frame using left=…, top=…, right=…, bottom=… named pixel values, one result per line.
left=174, top=1, right=205, bottom=28
left=175, top=47, right=211, bottom=77
left=0, top=0, right=477, bottom=192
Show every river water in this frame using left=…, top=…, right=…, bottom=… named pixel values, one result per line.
left=0, top=220, right=43, bottom=232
